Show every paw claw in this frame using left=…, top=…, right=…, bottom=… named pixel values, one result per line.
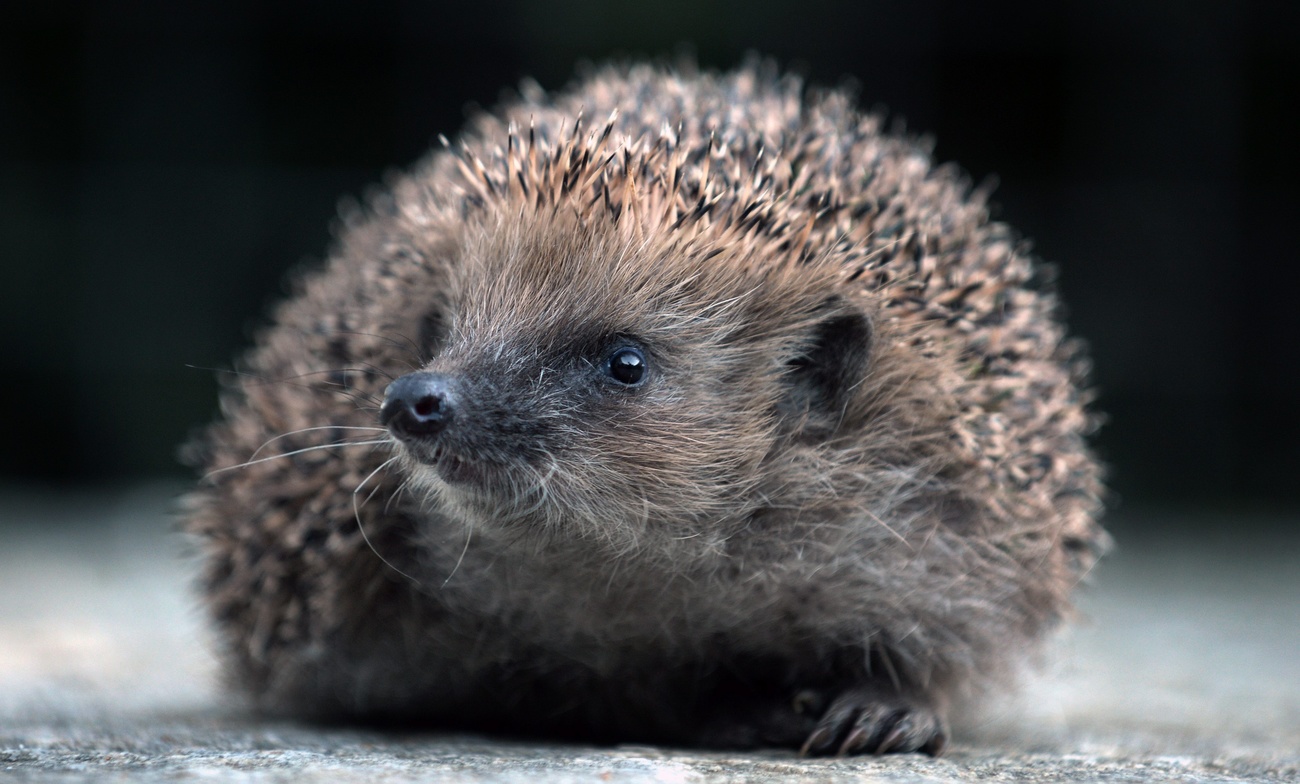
left=873, top=724, right=907, bottom=754
left=799, top=725, right=835, bottom=757
left=836, top=726, right=872, bottom=756
left=798, top=685, right=947, bottom=757
left=921, top=728, right=948, bottom=757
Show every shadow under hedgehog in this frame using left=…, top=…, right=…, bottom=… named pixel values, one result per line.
left=185, top=60, right=1106, bottom=757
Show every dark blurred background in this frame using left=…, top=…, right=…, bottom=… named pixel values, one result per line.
left=2, top=0, right=1297, bottom=520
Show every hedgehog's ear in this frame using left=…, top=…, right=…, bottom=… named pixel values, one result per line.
left=782, top=298, right=873, bottom=436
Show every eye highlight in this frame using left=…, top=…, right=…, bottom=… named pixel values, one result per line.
left=606, top=346, right=647, bottom=386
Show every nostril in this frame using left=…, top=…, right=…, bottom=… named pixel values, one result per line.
left=413, top=396, right=439, bottom=419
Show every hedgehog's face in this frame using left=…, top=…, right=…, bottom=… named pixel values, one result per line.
left=381, top=213, right=874, bottom=552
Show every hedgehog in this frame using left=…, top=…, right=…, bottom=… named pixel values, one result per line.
left=184, top=61, right=1105, bottom=757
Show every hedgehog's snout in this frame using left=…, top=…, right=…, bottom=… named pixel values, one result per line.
left=381, top=371, right=456, bottom=444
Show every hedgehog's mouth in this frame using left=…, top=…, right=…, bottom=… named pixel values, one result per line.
left=435, top=449, right=487, bottom=486
left=408, top=443, right=492, bottom=487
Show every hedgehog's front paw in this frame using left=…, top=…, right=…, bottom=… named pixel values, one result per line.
left=799, top=685, right=948, bottom=757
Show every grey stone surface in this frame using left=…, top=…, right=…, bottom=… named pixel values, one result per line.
left=1, top=486, right=1297, bottom=782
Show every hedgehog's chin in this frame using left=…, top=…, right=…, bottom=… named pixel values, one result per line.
left=432, top=479, right=552, bottom=534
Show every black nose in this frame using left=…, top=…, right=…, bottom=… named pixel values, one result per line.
left=381, top=372, right=455, bottom=441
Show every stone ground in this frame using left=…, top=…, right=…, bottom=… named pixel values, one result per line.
left=1, top=485, right=1297, bottom=783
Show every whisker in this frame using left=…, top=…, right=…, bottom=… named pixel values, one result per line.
left=345, top=360, right=404, bottom=384
left=353, top=456, right=421, bottom=586
left=347, top=397, right=385, bottom=415
left=328, top=329, right=427, bottom=368
left=442, top=522, right=473, bottom=588
left=247, top=425, right=389, bottom=461
left=184, top=364, right=397, bottom=388
left=331, top=389, right=387, bottom=410
left=203, top=439, right=390, bottom=480
left=384, top=476, right=415, bottom=516
left=186, top=362, right=387, bottom=414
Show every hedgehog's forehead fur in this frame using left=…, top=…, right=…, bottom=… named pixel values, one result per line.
left=401, top=61, right=901, bottom=332
left=450, top=208, right=857, bottom=367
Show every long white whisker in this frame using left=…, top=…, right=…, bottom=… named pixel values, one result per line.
left=203, top=439, right=389, bottom=480
left=442, top=523, right=473, bottom=588
left=247, top=426, right=389, bottom=461
left=384, top=476, right=415, bottom=516
left=353, top=456, right=421, bottom=586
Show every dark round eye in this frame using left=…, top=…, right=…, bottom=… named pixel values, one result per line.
left=606, top=347, right=647, bottom=386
